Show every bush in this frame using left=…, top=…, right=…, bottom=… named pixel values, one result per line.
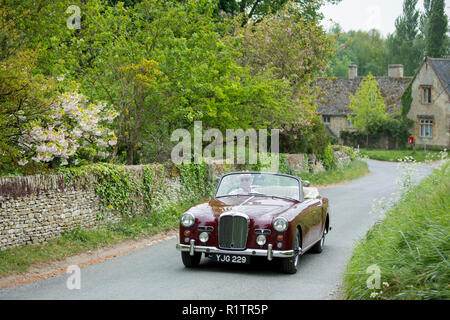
left=332, top=145, right=358, bottom=160
left=280, top=116, right=332, bottom=156
left=319, top=143, right=336, bottom=170
left=341, top=116, right=413, bottom=149
left=278, top=154, right=295, bottom=175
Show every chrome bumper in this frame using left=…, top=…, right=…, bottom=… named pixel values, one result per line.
left=176, top=240, right=296, bottom=261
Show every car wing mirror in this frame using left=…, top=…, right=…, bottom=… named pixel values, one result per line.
left=303, top=180, right=310, bottom=187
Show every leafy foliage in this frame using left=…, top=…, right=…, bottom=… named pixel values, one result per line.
left=329, top=27, right=389, bottom=77
left=341, top=116, right=413, bottom=149
left=1, top=0, right=337, bottom=172
left=425, top=0, right=449, bottom=57
left=328, top=0, right=449, bottom=78
left=348, top=73, right=387, bottom=146
left=401, top=80, right=414, bottom=118
left=58, top=161, right=213, bottom=219
left=217, top=0, right=342, bottom=25
left=0, top=8, right=55, bottom=172
left=319, top=143, right=336, bottom=170
left=387, top=0, right=423, bottom=76
left=235, top=2, right=334, bottom=155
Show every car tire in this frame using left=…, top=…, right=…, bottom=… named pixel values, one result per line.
left=310, top=228, right=326, bottom=254
left=181, top=251, right=202, bottom=268
left=281, top=229, right=301, bottom=274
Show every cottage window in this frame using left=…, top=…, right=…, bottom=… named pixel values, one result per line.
left=322, top=115, right=331, bottom=124
left=419, top=119, right=433, bottom=138
left=422, top=87, right=432, bottom=104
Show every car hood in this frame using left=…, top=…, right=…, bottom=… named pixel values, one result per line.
left=189, top=195, right=297, bottom=221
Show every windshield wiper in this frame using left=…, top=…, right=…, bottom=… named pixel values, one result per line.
left=217, top=193, right=266, bottom=198
left=247, top=192, right=268, bottom=197
left=270, top=195, right=299, bottom=202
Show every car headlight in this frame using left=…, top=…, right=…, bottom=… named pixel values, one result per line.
left=273, top=217, right=288, bottom=232
left=199, top=232, right=209, bottom=243
left=256, top=235, right=266, bottom=246
left=180, top=213, right=195, bottom=227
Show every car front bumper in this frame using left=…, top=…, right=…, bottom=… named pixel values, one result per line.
left=176, top=240, right=296, bottom=261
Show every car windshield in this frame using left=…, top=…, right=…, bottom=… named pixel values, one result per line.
left=215, top=173, right=301, bottom=201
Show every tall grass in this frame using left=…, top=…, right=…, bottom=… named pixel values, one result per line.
left=344, top=162, right=450, bottom=300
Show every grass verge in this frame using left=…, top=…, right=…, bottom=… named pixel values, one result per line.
left=301, top=160, right=369, bottom=187
left=343, top=162, right=450, bottom=300
left=359, top=149, right=447, bottom=163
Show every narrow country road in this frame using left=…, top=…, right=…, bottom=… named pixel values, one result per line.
left=0, top=160, right=434, bottom=300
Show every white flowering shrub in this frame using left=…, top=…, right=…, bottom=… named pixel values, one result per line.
left=18, top=92, right=118, bottom=166
left=423, top=148, right=448, bottom=163
left=396, top=155, right=418, bottom=193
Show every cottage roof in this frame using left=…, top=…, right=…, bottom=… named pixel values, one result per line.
left=315, top=77, right=412, bottom=116
left=428, top=58, right=450, bottom=98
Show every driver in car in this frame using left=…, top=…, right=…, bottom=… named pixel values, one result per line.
left=229, top=174, right=256, bottom=195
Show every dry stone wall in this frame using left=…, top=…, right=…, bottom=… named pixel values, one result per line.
left=0, top=175, right=117, bottom=250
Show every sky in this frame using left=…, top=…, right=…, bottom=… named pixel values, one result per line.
left=320, top=0, right=450, bottom=37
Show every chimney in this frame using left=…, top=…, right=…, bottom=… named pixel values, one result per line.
left=348, top=64, right=358, bottom=80
left=388, top=64, right=404, bottom=78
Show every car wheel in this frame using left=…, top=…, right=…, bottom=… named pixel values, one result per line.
left=310, top=228, right=326, bottom=254
left=281, top=229, right=301, bottom=274
left=181, top=251, right=202, bottom=268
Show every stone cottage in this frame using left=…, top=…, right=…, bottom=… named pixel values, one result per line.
left=406, top=57, right=449, bottom=149
left=315, top=64, right=412, bottom=142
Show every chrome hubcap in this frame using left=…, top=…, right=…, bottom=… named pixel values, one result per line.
left=294, top=233, right=300, bottom=267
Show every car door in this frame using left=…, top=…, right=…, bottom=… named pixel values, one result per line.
left=300, top=199, right=323, bottom=248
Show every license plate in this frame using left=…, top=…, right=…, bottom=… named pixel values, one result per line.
left=209, top=254, right=250, bottom=264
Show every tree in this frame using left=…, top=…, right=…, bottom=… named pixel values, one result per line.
left=236, top=2, right=334, bottom=100
left=348, top=73, right=387, bottom=147
left=0, top=8, right=56, bottom=172
left=235, top=2, right=335, bottom=154
left=0, top=7, right=118, bottom=171
left=425, top=0, right=448, bottom=58
left=352, top=30, right=389, bottom=76
left=19, top=91, right=118, bottom=167
left=387, top=0, right=423, bottom=76
left=420, top=0, right=433, bottom=36
left=64, top=0, right=297, bottom=164
left=329, top=27, right=389, bottom=77
left=218, top=0, right=341, bottom=25
left=0, top=0, right=78, bottom=76
left=114, top=60, right=162, bottom=164
left=1, top=0, right=339, bottom=169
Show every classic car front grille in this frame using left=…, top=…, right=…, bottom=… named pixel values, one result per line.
left=218, top=214, right=249, bottom=250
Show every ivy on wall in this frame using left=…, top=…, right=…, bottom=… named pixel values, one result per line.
left=57, top=162, right=214, bottom=221
left=401, top=81, right=413, bottom=118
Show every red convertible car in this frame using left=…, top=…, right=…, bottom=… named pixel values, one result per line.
left=176, top=172, right=330, bottom=274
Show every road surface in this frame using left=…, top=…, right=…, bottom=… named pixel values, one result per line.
left=0, top=160, right=434, bottom=300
